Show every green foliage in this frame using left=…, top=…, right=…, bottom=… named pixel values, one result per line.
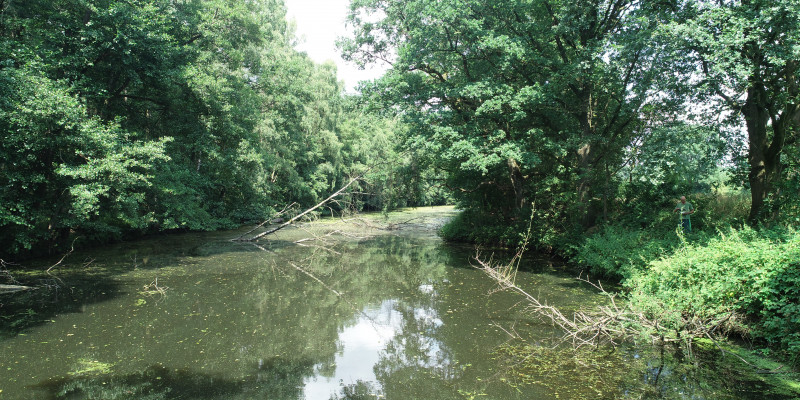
left=575, top=189, right=751, bottom=281
left=440, top=203, right=571, bottom=251
left=575, top=225, right=679, bottom=280
left=618, top=122, right=730, bottom=224
left=660, top=0, right=800, bottom=223
left=343, top=0, right=679, bottom=245
left=0, top=0, right=424, bottom=258
left=621, top=124, right=727, bottom=193
left=626, top=227, right=800, bottom=361
left=439, top=209, right=524, bottom=247
left=692, top=191, right=750, bottom=231
left=0, top=65, right=169, bottom=254
left=772, top=144, right=800, bottom=225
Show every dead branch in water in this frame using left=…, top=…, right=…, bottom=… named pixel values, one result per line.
left=476, top=251, right=663, bottom=348
left=233, top=202, right=298, bottom=240
left=476, top=251, right=743, bottom=350
left=336, top=216, right=422, bottom=232
left=475, top=206, right=679, bottom=348
left=140, top=276, right=169, bottom=303
left=232, top=174, right=365, bottom=242
left=46, top=238, right=78, bottom=273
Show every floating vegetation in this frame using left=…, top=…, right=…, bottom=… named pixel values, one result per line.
left=493, top=342, right=800, bottom=400
left=69, top=358, right=114, bottom=376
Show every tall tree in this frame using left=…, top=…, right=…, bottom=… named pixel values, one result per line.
left=343, top=0, right=673, bottom=242
left=0, top=0, right=173, bottom=254
left=668, top=0, right=800, bottom=223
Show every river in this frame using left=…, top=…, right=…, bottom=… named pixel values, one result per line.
left=0, top=207, right=790, bottom=399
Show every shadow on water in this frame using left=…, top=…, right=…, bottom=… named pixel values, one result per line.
left=0, top=275, right=122, bottom=339
left=32, top=356, right=318, bottom=400
left=0, top=225, right=298, bottom=339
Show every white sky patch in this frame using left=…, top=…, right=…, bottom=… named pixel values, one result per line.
left=284, top=0, right=388, bottom=93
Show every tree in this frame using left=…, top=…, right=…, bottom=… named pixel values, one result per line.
left=0, top=0, right=431, bottom=258
left=342, top=0, right=676, bottom=244
left=667, top=0, right=800, bottom=223
left=0, top=64, right=168, bottom=255
left=617, top=121, right=728, bottom=226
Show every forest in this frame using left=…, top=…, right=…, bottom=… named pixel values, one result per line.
left=1, top=0, right=799, bottom=376
left=0, top=0, right=447, bottom=261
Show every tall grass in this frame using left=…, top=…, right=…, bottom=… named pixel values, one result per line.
left=693, top=190, right=750, bottom=231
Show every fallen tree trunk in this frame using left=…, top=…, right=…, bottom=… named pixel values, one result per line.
left=230, top=202, right=297, bottom=241
left=232, top=174, right=364, bottom=242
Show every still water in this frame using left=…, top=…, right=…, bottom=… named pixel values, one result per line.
left=0, top=207, right=790, bottom=399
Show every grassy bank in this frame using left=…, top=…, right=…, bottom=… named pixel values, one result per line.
left=451, top=191, right=800, bottom=396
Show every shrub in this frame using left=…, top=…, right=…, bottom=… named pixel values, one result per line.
left=625, top=227, right=800, bottom=361
left=575, top=224, right=680, bottom=280
left=574, top=190, right=750, bottom=281
left=439, top=208, right=523, bottom=246
left=692, top=191, right=750, bottom=231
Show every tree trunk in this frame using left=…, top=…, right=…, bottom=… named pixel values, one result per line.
left=742, top=84, right=797, bottom=224
left=742, top=85, right=771, bottom=224
left=576, top=142, right=598, bottom=228
left=232, top=173, right=364, bottom=241
left=507, top=158, right=526, bottom=211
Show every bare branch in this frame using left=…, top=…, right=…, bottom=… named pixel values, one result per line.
left=233, top=173, right=365, bottom=242
left=232, top=202, right=298, bottom=241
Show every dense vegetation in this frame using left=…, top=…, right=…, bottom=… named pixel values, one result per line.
left=342, top=0, right=800, bottom=362
left=0, top=0, right=446, bottom=259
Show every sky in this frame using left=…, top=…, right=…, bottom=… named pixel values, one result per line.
left=284, top=0, right=388, bottom=93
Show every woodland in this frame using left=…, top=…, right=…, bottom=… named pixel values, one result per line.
left=1, top=0, right=799, bottom=368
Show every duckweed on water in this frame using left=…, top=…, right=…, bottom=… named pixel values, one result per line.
left=493, top=341, right=800, bottom=400
left=69, top=358, right=114, bottom=376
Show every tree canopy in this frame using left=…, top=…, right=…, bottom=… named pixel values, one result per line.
left=0, top=0, right=439, bottom=258
left=342, top=0, right=799, bottom=245
left=2, top=0, right=798, bottom=256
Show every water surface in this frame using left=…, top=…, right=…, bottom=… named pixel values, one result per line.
left=0, top=207, right=793, bottom=399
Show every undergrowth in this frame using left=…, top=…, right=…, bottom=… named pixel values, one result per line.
left=626, top=226, right=800, bottom=362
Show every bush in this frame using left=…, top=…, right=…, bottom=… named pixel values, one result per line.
left=691, top=191, right=750, bottom=231
left=625, top=227, right=800, bottom=361
left=440, top=205, right=575, bottom=252
left=440, top=208, right=524, bottom=246
left=575, top=224, right=680, bottom=280
left=574, top=190, right=750, bottom=281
